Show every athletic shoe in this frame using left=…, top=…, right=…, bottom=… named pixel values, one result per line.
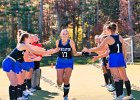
left=23, top=90, right=33, bottom=96
left=17, top=97, right=22, bottom=100
left=26, top=90, right=34, bottom=95
left=122, top=91, right=125, bottom=97
left=22, top=95, right=28, bottom=100
left=112, top=91, right=117, bottom=99
left=107, top=84, right=115, bottom=92
left=64, top=96, right=68, bottom=100
left=113, top=95, right=124, bottom=100
left=29, top=88, right=37, bottom=93
left=122, top=94, right=134, bottom=100
left=112, top=91, right=125, bottom=99
left=106, top=84, right=111, bottom=88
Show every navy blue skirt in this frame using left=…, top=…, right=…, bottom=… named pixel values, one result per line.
left=109, top=53, right=126, bottom=68
left=2, top=57, right=23, bottom=74
left=55, top=57, right=74, bottom=69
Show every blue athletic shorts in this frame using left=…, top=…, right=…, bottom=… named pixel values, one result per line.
left=2, top=57, right=23, bottom=74
left=55, top=57, right=74, bottom=69
left=22, top=62, right=34, bottom=71
left=109, top=53, right=126, bottom=68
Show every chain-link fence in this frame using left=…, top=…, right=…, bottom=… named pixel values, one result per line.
left=133, top=34, right=140, bottom=59
left=125, top=34, right=140, bottom=64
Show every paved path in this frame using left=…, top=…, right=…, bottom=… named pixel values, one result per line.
left=0, top=65, right=140, bottom=100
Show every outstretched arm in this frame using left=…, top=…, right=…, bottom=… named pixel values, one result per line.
left=23, top=51, right=42, bottom=62
left=92, top=50, right=109, bottom=62
left=83, top=37, right=109, bottom=53
left=54, top=40, right=60, bottom=53
left=21, top=44, right=54, bottom=56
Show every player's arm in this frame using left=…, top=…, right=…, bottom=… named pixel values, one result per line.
left=24, top=52, right=42, bottom=62
left=20, top=44, right=54, bottom=56
left=92, top=50, right=109, bottom=62
left=53, top=40, right=60, bottom=53
left=70, top=40, right=82, bottom=56
left=83, top=37, right=109, bottom=53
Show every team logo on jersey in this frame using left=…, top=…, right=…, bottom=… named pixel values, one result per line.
left=59, top=48, right=71, bottom=51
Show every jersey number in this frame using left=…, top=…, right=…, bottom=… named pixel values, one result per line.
left=62, top=52, right=68, bottom=57
left=117, top=44, right=120, bottom=53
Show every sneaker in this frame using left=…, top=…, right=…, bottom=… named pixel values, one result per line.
left=107, top=84, right=115, bottom=92
left=17, top=97, right=22, bottom=100
left=26, top=90, right=34, bottom=95
left=113, top=95, right=123, bottom=100
left=123, top=94, right=134, bottom=100
left=23, top=90, right=33, bottom=96
left=111, top=91, right=125, bottom=96
left=112, top=91, right=117, bottom=99
left=22, top=95, right=28, bottom=100
left=122, top=91, right=125, bottom=97
left=23, top=91, right=30, bottom=97
left=29, top=88, right=36, bottom=93
left=64, top=96, right=68, bottom=100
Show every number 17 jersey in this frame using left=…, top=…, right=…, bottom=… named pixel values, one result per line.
left=58, top=39, right=72, bottom=59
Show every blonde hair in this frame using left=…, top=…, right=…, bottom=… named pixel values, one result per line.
left=94, top=35, right=100, bottom=44
left=60, top=29, right=69, bottom=38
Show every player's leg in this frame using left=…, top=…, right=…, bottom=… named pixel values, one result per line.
left=7, top=71, right=18, bottom=100
left=118, top=67, right=133, bottom=99
left=57, top=69, right=64, bottom=87
left=63, top=68, right=72, bottom=99
left=110, top=68, right=123, bottom=98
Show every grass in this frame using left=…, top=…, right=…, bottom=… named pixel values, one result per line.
left=134, top=58, right=140, bottom=65
left=28, top=90, right=59, bottom=100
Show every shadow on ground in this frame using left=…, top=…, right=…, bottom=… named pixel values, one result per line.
left=124, top=88, right=140, bottom=99
left=29, top=90, right=59, bottom=100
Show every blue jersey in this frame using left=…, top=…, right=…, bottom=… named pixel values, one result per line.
left=2, top=48, right=25, bottom=74
left=58, top=39, right=72, bottom=59
left=108, top=34, right=126, bottom=68
left=108, top=34, right=122, bottom=54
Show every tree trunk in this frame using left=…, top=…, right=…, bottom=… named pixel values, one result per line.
left=75, top=15, right=80, bottom=50
left=38, top=0, right=43, bottom=41
left=55, top=1, right=61, bottom=34
left=11, top=17, right=14, bottom=39
left=72, top=15, right=76, bottom=42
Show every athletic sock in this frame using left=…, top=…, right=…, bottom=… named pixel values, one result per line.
left=9, top=85, right=16, bottom=100
left=26, top=79, right=31, bottom=89
left=115, top=81, right=122, bottom=97
left=107, top=69, right=112, bottom=84
left=125, top=80, right=131, bottom=96
left=119, top=80, right=124, bottom=95
left=63, top=84, right=70, bottom=97
left=22, top=81, right=26, bottom=91
left=103, top=73, right=109, bottom=85
left=17, top=84, right=22, bottom=98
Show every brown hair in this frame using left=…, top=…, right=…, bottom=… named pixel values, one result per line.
left=107, top=22, right=117, bottom=32
left=19, top=33, right=29, bottom=43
